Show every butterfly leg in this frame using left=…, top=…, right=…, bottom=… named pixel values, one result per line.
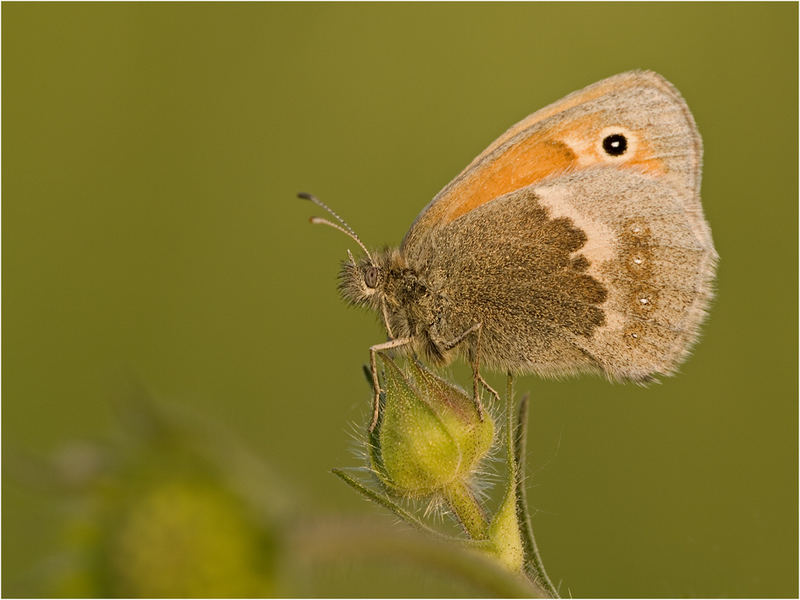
left=368, top=337, right=413, bottom=432
left=478, top=373, right=501, bottom=411
left=380, top=298, right=395, bottom=339
left=440, top=323, right=499, bottom=418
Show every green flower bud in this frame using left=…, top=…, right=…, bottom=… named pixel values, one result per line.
left=108, top=481, right=275, bottom=598
left=45, top=399, right=281, bottom=598
left=369, top=354, right=494, bottom=499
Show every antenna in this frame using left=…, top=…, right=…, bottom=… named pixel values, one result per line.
left=298, top=192, right=373, bottom=262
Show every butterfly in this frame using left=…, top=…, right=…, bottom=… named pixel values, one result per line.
left=301, top=70, right=718, bottom=429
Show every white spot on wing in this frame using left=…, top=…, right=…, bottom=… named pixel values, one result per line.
left=534, top=184, right=616, bottom=265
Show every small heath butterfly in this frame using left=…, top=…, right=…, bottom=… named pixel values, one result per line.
left=301, top=70, right=718, bottom=429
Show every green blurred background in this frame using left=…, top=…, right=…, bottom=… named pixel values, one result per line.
left=3, top=2, right=797, bottom=597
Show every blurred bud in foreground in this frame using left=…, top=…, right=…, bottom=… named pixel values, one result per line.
left=106, top=480, right=274, bottom=597
left=369, top=354, right=495, bottom=505
left=13, top=384, right=547, bottom=598
left=45, top=394, right=285, bottom=598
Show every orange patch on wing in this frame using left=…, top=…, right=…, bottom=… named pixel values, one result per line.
left=626, top=150, right=667, bottom=177
left=463, top=71, right=675, bottom=173
left=475, top=79, right=624, bottom=162
left=428, top=116, right=668, bottom=226
left=440, top=138, right=578, bottom=223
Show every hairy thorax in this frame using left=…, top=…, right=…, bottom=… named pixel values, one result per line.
left=380, top=251, right=442, bottom=353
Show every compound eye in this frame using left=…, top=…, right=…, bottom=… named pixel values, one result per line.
left=602, top=133, right=628, bottom=156
left=364, top=265, right=379, bottom=288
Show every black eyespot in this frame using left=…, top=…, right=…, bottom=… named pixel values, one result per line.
left=602, top=133, right=627, bottom=156
left=364, top=266, right=379, bottom=288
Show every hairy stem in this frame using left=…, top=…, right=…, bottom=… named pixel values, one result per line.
left=515, top=393, right=560, bottom=598
left=443, top=480, right=489, bottom=539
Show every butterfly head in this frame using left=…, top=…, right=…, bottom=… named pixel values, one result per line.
left=299, top=192, right=392, bottom=310
left=338, top=250, right=389, bottom=310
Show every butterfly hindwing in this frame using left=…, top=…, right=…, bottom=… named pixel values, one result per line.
left=408, top=166, right=715, bottom=380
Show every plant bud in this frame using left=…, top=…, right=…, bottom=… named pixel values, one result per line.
left=47, top=400, right=280, bottom=598
left=369, top=354, right=494, bottom=498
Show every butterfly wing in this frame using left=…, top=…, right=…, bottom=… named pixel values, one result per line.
left=401, top=70, right=717, bottom=380
left=402, top=70, right=713, bottom=255
left=418, top=167, right=716, bottom=380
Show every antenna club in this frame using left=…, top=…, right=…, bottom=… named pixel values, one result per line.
left=297, top=192, right=316, bottom=201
